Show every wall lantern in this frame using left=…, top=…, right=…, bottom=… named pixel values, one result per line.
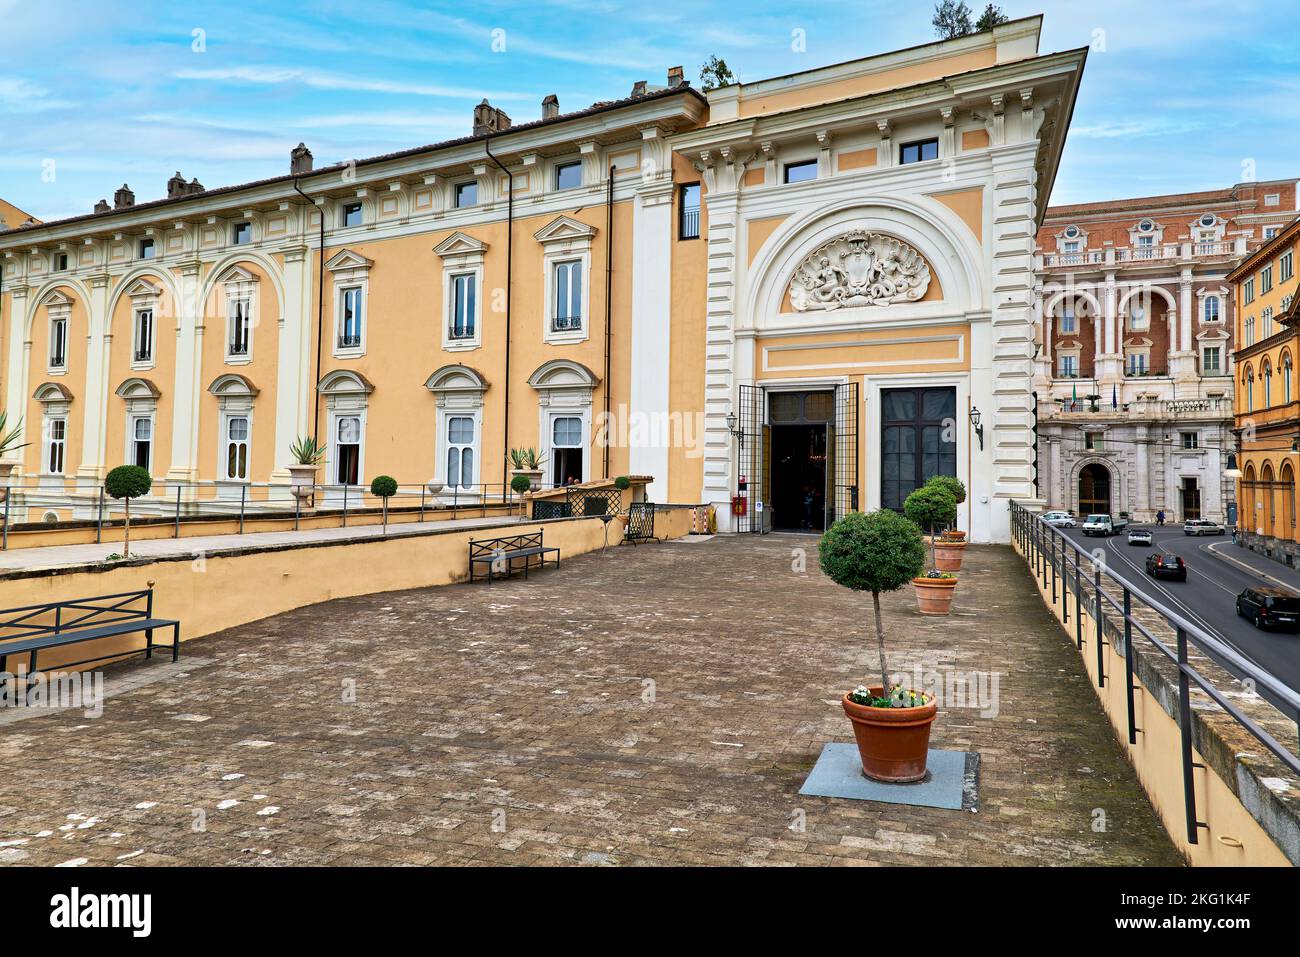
left=1224, top=452, right=1242, bottom=479
left=970, top=406, right=985, bottom=451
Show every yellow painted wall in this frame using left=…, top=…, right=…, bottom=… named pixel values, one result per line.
left=668, top=151, right=709, bottom=503
left=24, top=285, right=88, bottom=477
left=105, top=269, right=178, bottom=478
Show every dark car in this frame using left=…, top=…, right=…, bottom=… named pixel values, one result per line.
left=1236, top=587, right=1300, bottom=630
left=1144, top=552, right=1187, bottom=581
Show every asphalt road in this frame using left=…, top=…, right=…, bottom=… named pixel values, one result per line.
left=1060, top=524, right=1300, bottom=722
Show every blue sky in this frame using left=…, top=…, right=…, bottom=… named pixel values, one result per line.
left=2, top=0, right=1296, bottom=223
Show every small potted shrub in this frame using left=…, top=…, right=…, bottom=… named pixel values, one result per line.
left=288, top=435, right=325, bottom=501
left=819, top=509, right=936, bottom=782
left=926, top=475, right=967, bottom=541
left=904, top=483, right=961, bottom=609
left=509, top=448, right=546, bottom=491
left=369, top=475, right=398, bottom=533
left=105, top=464, right=152, bottom=558
left=510, top=473, right=532, bottom=499
left=0, top=410, right=30, bottom=503
left=613, top=476, right=631, bottom=490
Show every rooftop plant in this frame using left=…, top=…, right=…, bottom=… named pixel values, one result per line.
left=289, top=435, right=326, bottom=466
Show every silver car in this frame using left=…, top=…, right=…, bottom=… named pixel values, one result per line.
left=1183, top=519, right=1226, bottom=536
left=1042, top=510, right=1077, bottom=528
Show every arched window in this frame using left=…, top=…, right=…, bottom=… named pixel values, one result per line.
left=1244, top=366, right=1254, bottom=412
left=1284, top=353, right=1294, bottom=405
left=1262, top=463, right=1277, bottom=537
left=1204, top=295, right=1220, bottom=323
left=1263, top=360, right=1273, bottom=408
left=1243, top=463, right=1257, bottom=532
left=1282, top=462, right=1296, bottom=531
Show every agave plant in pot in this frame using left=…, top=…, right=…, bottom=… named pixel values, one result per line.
left=903, top=482, right=960, bottom=612
left=509, top=447, right=546, bottom=491
left=287, top=435, right=326, bottom=502
left=819, top=509, right=936, bottom=782
left=0, top=410, right=30, bottom=503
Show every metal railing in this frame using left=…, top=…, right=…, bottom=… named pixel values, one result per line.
left=1010, top=501, right=1300, bottom=845
left=0, top=475, right=559, bottom=550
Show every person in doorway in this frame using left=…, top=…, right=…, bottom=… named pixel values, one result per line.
left=1156, top=509, right=1165, bottom=526
left=801, top=486, right=815, bottom=530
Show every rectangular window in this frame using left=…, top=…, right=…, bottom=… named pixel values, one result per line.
left=880, top=387, right=956, bottom=511
left=50, top=316, right=67, bottom=368
left=1244, top=278, right=1255, bottom=304
left=131, top=416, right=152, bottom=471
left=1062, top=240, right=1080, bottom=254
left=899, top=138, right=939, bottom=165
left=1086, top=433, right=1102, bottom=451
left=47, top=417, right=65, bottom=474
left=342, top=202, right=363, bottom=227
left=225, top=416, right=249, bottom=480
left=1181, top=431, right=1199, bottom=449
left=1202, top=347, right=1221, bottom=374
left=229, top=298, right=251, bottom=357
left=554, top=161, right=582, bottom=191
left=551, top=415, right=584, bottom=486
left=53, top=252, right=69, bottom=271
left=1245, top=316, right=1256, bottom=345
left=552, top=260, right=582, bottom=331
left=335, top=415, right=361, bottom=485
left=446, top=415, right=475, bottom=488
left=1261, top=265, right=1273, bottom=294
left=783, top=160, right=817, bottom=184
left=232, top=222, right=252, bottom=245
left=134, top=309, right=153, bottom=362
left=450, top=273, right=476, bottom=339
left=339, top=287, right=363, bottom=348
left=138, top=238, right=155, bottom=259
left=1060, top=308, right=1076, bottom=333
left=1126, top=352, right=1147, bottom=375
left=1282, top=250, right=1294, bottom=282
left=1059, top=355, right=1078, bottom=377
left=454, top=181, right=478, bottom=208
left=679, top=183, right=701, bottom=240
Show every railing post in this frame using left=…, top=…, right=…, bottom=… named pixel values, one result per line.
left=239, top=484, right=246, bottom=535
left=1, top=483, right=8, bottom=552
left=419, top=486, right=426, bottom=523
left=174, top=483, right=182, bottom=538
left=1094, top=564, right=1105, bottom=688
left=342, top=485, right=348, bottom=528
left=1053, top=532, right=1060, bottom=611
left=96, top=487, right=104, bottom=544
left=1123, top=587, right=1137, bottom=745
left=1176, top=626, right=1201, bottom=845
left=294, top=491, right=301, bottom=532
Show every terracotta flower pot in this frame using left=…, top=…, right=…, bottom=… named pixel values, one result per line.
left=934, top=540, right=967, bottom=572
left=943, top=529, right=967, bottom=541
left=912, top=576, right=958, bottom=615
left=841, top=688, right=938, bottom=783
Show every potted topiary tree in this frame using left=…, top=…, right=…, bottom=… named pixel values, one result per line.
left=903, top=482, right=960, bottom=612
left=369, top=475, right=398, bottom=534
left=0, top=410, right=30, bottom=503
left=927, top=475, right=967, bottom=541
left=288, top=435, right=326, bottom=503
left=105, top=464, right=152, bottom=558
left=819, top=509, right=935, bottom=782
left=510, top=473, right=532, bottom=512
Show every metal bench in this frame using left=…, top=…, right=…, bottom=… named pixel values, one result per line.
left=468, top=531, right=560, bottom=583
left=0, top=588, right=180, bottom=692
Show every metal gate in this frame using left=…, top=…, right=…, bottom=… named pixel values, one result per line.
left=829, top=381, right=859, bottom=527
left=736, top=384, right=767, bottom=533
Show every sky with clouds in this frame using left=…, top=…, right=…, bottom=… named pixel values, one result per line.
left=1, top=0, right=1296, bottom=223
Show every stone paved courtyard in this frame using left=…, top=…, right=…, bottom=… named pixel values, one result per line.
left=0, top=534, right=1181, bottom=866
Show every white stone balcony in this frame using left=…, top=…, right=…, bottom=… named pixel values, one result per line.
left=1039, top=237, right=1247, bottom=270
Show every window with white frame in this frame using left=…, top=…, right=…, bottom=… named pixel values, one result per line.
left=49, top=313, right=67, bottom=369
left=554, top=161, right=582, bottom=191
left=1283, top=250, right=1295, bottom=282
left=342, top=202, right=363, bottom=228
left=454, top=181, right=477, bottom=208
left=1203, top=295, right=1220, bottom=323
left=1059, top=306, right=1077, bottom=333
left=224, top=415, right=249, bottom=480
left=1286, top=355, right=1294, bottom=404
left=1263, top=306, right=1275, bottom=338
left=446, top=415, right=475, bottom=488
left=450, top=273, right=476, bottom=340
left=1126, top=350, right=1148, bottom=375
left=138, top=237, right=155, bottom=260
left=1261, top=264, right=1274, bottom=294
left=1245, top=370, right=1255, bottom=411
left=550, top=415, right=584, bottom=486
left=1058, top=354, right=1078, bottom=377
left=228, top=295, right=252, bottom=358
left=133, top=307, right=154, bottom=363
left=45, top=417, right=66, bottom=474
left=1202, top=346, right=1222, bottom=375
left=232, top=222, right=252, bottom=245
left=1244, top=277, right=1255, bottom=304
left=1265, top=364, right=1274, bottom=405
left=552, top=260, right=582, bottom=331
left=1180, top=432, right=1199, bottom=450
left=130, top=415, right=153, bottom=471
left=339, top=287, right=363, bottom=348
left=1245, top=315, right=1256, bottom=345
left=335, top=414, right=361, bottom=485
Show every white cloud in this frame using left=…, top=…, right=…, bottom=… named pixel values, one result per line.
left=171, top=65, right=533, bottom=101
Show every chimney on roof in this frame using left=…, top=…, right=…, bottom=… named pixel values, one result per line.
left=94, top=199, right=110, bottom=214
left=113, top=184, right=135, bottom=209
left=631, top=80, right=648, bottom=97
left=667, top=66, right=684, bottom=88
left=167, top=171, right=188, bottom=199
left=541, top=94, right=559, bottom=120
left=188, top=177, right=204, bottom=194
left=472, top=99, right=512, bottom=136
left=291, top=142, right=313, bottom=175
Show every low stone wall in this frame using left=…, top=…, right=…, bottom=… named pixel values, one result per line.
left=0, top=513, right=694, bottom=673
left=1014, top=535, right=1299, bottom=866
left=1238, top=530, right=1300, bottom=570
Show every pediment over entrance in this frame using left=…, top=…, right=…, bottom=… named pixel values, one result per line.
left=789, top=230, right=931, bottom=311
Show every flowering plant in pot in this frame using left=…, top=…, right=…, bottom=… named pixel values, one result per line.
left=904, top=482, right=963, bottom=593
left=926, top=475, right=967, bottom=541
left=819, top=509, right=936, bottom=782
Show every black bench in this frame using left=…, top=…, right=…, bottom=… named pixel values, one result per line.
left=468, top=531, right=560, bottom=583
left=0, top=588, right=180, bottom=691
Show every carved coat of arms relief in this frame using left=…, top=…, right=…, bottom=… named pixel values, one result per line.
left=789, top=231, right=931, bottom=311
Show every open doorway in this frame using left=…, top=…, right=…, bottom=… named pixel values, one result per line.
left=1078, top=463, right=1111, bottom=515
left=768, top=390, right=833, bottom=531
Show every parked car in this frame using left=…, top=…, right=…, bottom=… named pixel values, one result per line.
left=1236, top=587, right=1300, bottom=630
left=1082, top=513, right=1128, bottom=536
left=1127, top=529, right=1153, bottom=546
left=1144, top=552, right=1187, bottom=581
left=1183, top=519, right=1226, bottom=536
left=1042, top=510, right=1077, bottom=528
